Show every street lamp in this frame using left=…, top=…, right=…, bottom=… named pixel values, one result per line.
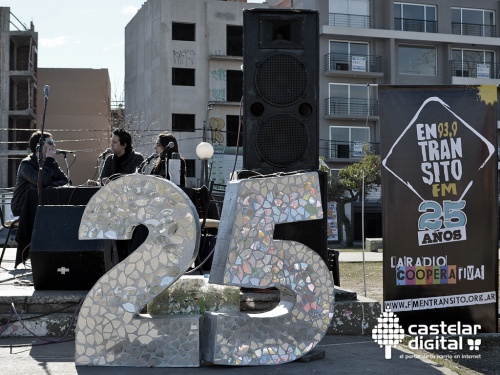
left=196, top=142, right=214, bottom=187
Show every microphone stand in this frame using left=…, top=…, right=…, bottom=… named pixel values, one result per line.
left=139, top=154, right=157, bottom=174
left=98, top=158, right=105, bottom=185
left=165, top=152, right=170, bottom=181
left=37, top=92, right=49, bottom=206
left=62, top=153, right=71, bottom=184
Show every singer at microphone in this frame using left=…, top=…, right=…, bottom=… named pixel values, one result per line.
left=11, top=131, right=70, bottom=217
left=150, top=132, right=186, bottom=187
left=86, top=129, right=144, bottom=186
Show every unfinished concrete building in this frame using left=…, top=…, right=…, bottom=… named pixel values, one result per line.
left=0, top=7, right=38, bottom=188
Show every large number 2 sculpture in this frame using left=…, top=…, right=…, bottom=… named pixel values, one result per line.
left=75, top=175, right=201, bottom=367
left=75, top=172, right=334, bottom=367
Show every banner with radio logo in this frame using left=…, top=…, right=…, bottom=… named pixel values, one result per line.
left=379, top=85, right=498, bottom=332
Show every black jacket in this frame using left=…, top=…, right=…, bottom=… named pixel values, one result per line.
left=99, top=150, right=144, bottom=181
left=11, top=154, right=69, bottom=216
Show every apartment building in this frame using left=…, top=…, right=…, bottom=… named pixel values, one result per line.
left=311, top=0, right=500, bottom=169
left=125, top=0, right=500, bottom=238
left=0, top=7, right=38, bottom=188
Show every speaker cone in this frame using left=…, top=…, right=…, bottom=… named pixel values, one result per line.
left=255, top=114, right=309, bottom=167
left=255, top=53, right=308, bottom=106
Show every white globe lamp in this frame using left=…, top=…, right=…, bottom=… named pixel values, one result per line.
left=196, top=142, right=214, bottom=186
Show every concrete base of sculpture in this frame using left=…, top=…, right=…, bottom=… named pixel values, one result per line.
left=0, top=275, right=380, bottom=337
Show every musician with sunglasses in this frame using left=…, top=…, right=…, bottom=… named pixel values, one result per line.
left=11, top=130, right=69, bottom=216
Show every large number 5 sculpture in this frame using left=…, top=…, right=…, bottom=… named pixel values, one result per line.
left=75, top=172, right=334, bottom=367
left=204, top=172, right=334, bottom=365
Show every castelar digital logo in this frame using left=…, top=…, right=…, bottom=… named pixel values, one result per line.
left=382, top=97, right=495, bottom=247
left=372, top=309, right=483, bottom=360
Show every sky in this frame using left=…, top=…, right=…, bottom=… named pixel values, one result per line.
left=0, top=0, right=265, bottom=97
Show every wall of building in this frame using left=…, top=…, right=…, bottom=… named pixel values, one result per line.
left=125, top=0, right=208, bottom=186
left=125, top=0, right=269, bottom=186
left=36, top=68, right=111, bottom=186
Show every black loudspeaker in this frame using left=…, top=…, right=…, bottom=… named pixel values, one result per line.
left=31, top=205, right=113, bottom=290
left=243, top=8, right=319, bottom=173
left=273, top=171, right=328, bottom=267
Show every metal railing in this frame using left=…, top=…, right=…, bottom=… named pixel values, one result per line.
left=394, top=18, right=437, bottom=33
left=324, top=53, right=383, bottom=73
left=329, top=13, right=371, bottom=28
left=325, top=97, right=379, bottom=117
left=451, top=22, right=496, bottom=37
left=322, top=141, right=380, bottom=160
left=449, top=60, right=500, bottom=79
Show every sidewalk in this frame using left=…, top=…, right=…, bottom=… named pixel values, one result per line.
left=337, top=249, right=383, bottom=262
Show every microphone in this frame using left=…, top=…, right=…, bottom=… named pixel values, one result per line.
left=145, top=153, right=158, bottom=163
left=44, top=85, right=50, bottom=99
left=98, top=148, right=111, bottom=158
left=55, top=149, right=74, bottom=155
left=164, top=142, right=175, bottom=150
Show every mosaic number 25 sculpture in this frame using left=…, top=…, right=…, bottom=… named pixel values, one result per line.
left=75, top=172, right=334, bottom=367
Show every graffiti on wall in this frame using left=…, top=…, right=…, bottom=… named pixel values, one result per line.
left=209, top=68, right=227, bottom=101
left=209, top=117, right=225, bottom=145
left=173, top=49, right=196, bottom=66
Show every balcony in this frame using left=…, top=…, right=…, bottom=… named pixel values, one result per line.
left=451, top=22, right=496, bottom=37
left=394, top=18, right=437, bottom=33
left=324, top=53, right=383, bottom=78
left=449, top=60, right=500, bottom=79
left=325, top=97, right=379, bottom=119
left=329, top=13, right=371, bottom=28
left=322, top=140, right=380, bottom=161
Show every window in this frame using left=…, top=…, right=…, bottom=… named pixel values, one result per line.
left=451, top=49, right=495, bottom=78
left=329, top=126, right=370, bottom=159
left=329, top=0, right=369, bottom=28
left=172, top=113, right=195, bottom=132
left=226, top=115, right=242, bottom=147
left=328, top=83, right=371, bottom=116
left=394, top=3, right=436, bottom=33
left=226, top=70, right=243, bottom=102
left=172, top=68, right=195, bottom=86
left=329, top=41, right=369, bottom=71
left=172, top=22, right=195, bottom=41
left=227, top=25, right=243, bottom=56
left=331, top=0, right=369, bottom=15
left=452, top=8, right=495, bottom=37
left=398, top=45, right=436, bottom=75
left=185, top=159, right=196, bottom=178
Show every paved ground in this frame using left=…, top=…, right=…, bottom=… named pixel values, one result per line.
left=0, top=335, right=457, bottom=375
left=0, top=247, right=461, bottom=374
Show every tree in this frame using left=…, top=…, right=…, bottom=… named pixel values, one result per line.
left=323, top=145, right=381, bottom=246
